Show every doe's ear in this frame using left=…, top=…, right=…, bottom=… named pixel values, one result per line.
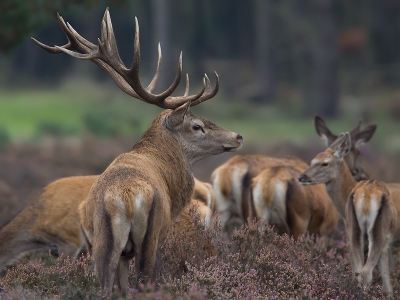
left=332, top=132, right=351, bottom=159
left=349, top=119, right=362, bottom=138
left=353, top=124, right=377, bottom=148
left=314, top=116, right=338, bottom=147
left=167, top=99, right=191, bottom=128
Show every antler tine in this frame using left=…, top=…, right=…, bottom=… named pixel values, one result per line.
left=146, top=43, right=162, bottom=93
left=32, top=13, right=98, bottom=55
left=33, top=8, right=220, bottom=110
left=190, top=72, right=219, bottom=107
left=126, top=17, right=183, bottom=106
left=31, top=14, right=74, bottom=54
left=184, top=74, right=190, bottom=96
left=159, top=77, right=206, bottom=108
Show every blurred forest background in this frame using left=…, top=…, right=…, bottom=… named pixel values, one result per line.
left=1, top=0, right=400, bottom=224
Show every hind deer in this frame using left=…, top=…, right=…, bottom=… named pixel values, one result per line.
left=191, top=178, right=216, bottom=227
left=298, top=132, right=398, bottom=295
left=33, top=9, right=242, bottom=296
left=212, top=117, right=372, bottom=229
left=251, top=166, right=337, bottom=240
left=0, top=175, right=214, bottom=275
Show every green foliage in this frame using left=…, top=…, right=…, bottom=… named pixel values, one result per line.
left=36, top=121, right=76, bottom=137
left=0, top=0, right=44, bottom=53
left=0, top=0, right=129, bottom=53
left=83, top=109, right=141, bottom=138
left=0, top=127, right=10, bottom=149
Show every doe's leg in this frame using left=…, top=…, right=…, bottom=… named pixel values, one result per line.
left=378, top=247, right=393, bottom=296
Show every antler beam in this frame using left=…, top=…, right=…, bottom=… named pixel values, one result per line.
left=32, top=8, right=219, bottom=109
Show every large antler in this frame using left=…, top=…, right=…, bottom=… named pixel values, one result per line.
left=31, top=8, right=218, bottom=109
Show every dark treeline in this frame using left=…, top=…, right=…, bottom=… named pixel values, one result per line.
left=1, top=0, right=400, bottom=118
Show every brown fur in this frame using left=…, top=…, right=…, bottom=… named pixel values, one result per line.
left=347, top=181, right=397, bottom=295
left=79, top=107, right=241, bottom=295
left=211, top=154, right=308, bottom=225
left=251, top=166, right=337, bottom=240
left=191, top=178, right=216, bottom=227
left=212, top=118, right=376, bottom=231
left=33, top=9, right=242, bottom=296
left=0, top=175, right=97, bottom=274
left=299, top=133, right=398, bottom=295
left=0, top=175, right=216, bottom=275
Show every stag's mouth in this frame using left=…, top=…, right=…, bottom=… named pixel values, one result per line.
left=223, top=134, right=243, bottom=152
left=223, top=146, right=239, bottom=152
left=223, top=143, right=242, bottom=152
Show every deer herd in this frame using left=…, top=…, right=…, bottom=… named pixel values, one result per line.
left=0, top=7, right=398, bottom=297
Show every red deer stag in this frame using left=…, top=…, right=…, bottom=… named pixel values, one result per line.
left=299, top=132, right=398, bottom=296
left=33, top=9, right=242, bottom=296
left=0, top=175, right=214, bottom=275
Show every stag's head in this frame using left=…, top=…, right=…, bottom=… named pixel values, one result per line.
left=314, top=116, right=377, bottom=181
left=164, top=103, right=242, bottom=163
left=32, top=8, right=243, bottom=161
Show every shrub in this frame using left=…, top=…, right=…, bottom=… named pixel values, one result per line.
left=83, top=110, right=140, bottom=138
left=36, top=121, right=76, bottom=137
left=0, top=253, right=99, bottom=299
left=0, top=127, right=10, bottom=149
left=0, top=217, right=397, bottom=299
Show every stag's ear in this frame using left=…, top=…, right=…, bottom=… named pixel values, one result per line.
left=332, top=132, right=351, bottom=159
left=353, top=124, right=377, bottom=148
left=314, top=116, right=338, bottom=147
left=166, top=99, right=191, bottom=128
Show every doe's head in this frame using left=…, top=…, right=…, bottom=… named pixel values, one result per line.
left=299, top=132, right=351, bottom=185
left=314, top=116, right=377, bottom=181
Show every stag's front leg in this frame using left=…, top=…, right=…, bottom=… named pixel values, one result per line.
left=136, top=236, right=160, bottom=289
left=135, top=201, right=165, bottom=289
left=115, top=256, right=131, bottom=297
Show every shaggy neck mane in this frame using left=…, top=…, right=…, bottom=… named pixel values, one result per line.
left=131, top=111, right=194, bottom=217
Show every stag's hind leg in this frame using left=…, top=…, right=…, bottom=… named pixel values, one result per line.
left=92, top=208, right=131, bottom=297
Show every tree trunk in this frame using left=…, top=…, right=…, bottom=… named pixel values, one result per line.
left=253, top=0, right=275, bottom=103
left=310, top=0, right=339, bottom=118
left=151, top=0, right=171, bottom=90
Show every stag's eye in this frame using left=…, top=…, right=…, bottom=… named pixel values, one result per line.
left=193, top=125, right=202, bottom=131
left=321, top=162, right=329, bottom=167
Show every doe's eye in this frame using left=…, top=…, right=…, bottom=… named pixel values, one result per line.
left=321, top=162, right=329, bottom=167
left=193, top=125, right=202, bottom=131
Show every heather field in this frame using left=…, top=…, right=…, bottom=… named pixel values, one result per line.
left=1, top=86, right=400, bottom=298
left=3, top=0, right=400, bottom=298
left=1, top=211, right=400, bottom=299
left=0, top=136, right=400, bottom=299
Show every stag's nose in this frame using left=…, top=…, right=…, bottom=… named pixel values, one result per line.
left=298, top=174, right=307, bottom=182
left=236, top=134, right=243, bottom=144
